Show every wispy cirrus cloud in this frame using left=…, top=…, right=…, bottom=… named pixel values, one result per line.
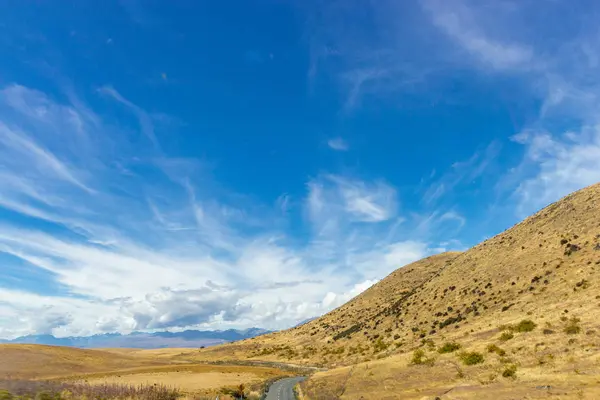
left=421, top=0, right=600, bottom=213
left=327, top=137, right=349, bottom=151
left=419, top=141, right=501, bottom=206
left=421, top=0, right=535, bottom=72
left=0, top=83, right=455, bottom=339
left=304, top=0, right=600, bottom=219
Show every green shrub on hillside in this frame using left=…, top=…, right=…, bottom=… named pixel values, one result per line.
left=502, top=365, right=517, bottom=378
left=0, top=390, right=13, bottom=400
left=486, top=344, right=506, bottom=356
left=514, top=320, right=536, bottom=332
left=373, top=337, right=389, bottom=353
left=410, top=349, right=435, bottom=366
left=438, top=342, right=461, bottom=354
left=458, top=351, right=484, bottom=366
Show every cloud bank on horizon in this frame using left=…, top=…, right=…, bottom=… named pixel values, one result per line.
left=1, top=0, right=600, bottom=339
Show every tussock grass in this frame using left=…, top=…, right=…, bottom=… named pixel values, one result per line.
left=458, top=351, right=484, bottom=366
left=0, top=380, right=181, bottom=400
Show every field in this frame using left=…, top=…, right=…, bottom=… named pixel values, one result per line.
left=68, top=364, right=290, bottom=396
left=0, top=344, right=292, bottom=398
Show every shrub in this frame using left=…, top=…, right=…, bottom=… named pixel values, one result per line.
left=421, top=338, right=435, bottom=350
left=564, top=324, right=581, bottom=335
left=373, top=337, right=389, bottom=353
left=438, top=342, right=461, bottom=354
left=333, top=324, right=362, bottom=341
left=34, top=392, right=61, bottom=400
left=499, top=332, right=514, bottom=342
left=502, top=365, right=517, bottom=378
left=564, top=317, right=582, bottom=334
left=439, top=315, right=463, bottom=329
left=411, top=349, right=425, bottom=364
left=0, top=391, right=13, bottom=400
left=514, top=319, right=536, bottom=332
left=458, top=351, right=484, bottom=366
left=410, top=349, right=434, bottom=366
left=486, top=344, right=506, bottom=356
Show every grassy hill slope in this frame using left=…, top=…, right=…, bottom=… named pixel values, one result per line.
left=0, top=344, right=169, bottom=379
left=190, top=183, right=600, bottom=398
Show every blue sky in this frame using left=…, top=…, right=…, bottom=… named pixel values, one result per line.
left=1, top=0, right=600, bottom=339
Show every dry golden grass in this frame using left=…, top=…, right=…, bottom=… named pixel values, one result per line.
left=199, top=183, right=600, bottom=398
left=68, top=364, right=289, bottom=396
left=99, top=348, right=202, bottom=361
left=0, top=344, right=164, bottom=379
left=0, top=344, right=291, bottom=397
left=4, top=184, right=600, bottom=399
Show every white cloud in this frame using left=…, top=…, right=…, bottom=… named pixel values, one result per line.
left=308, top=174, right=397, bottom=227
left=327, top=137, right=349, bottom=151
left=0, top=84, right=441, bottom=339
left=420, top=0, right=600, bottom=215
left=98, top=85, right=160, bottom=148
left=422, top=0, right=534, bottom=71
left=0, top=121, right=93, bottom=193
left=420, top=142, right=501, bottom=205
left=512, top=127, right=600, bottom=214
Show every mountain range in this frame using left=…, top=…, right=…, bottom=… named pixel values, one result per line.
left=0, top=328, right=270, bottom=349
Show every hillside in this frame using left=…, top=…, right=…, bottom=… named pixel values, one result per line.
left=0, top=344, right=166, bottom=379
left=186, top=183, right=600, bottom=398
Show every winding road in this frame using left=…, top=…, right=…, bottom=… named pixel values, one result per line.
left=265, top=377, right=305, bottom=400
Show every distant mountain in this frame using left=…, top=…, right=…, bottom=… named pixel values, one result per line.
left=293, top=317, right=318, bottom=328
left=0, top=328, right=271, bottom=349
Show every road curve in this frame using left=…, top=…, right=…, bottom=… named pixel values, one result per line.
left=265, top=376, right=305, bottom=400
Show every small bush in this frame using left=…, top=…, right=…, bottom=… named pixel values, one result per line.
left=502, top=365, right=517, bottom=378
left=410, top=349, right=434, bottom=366
left=34, top=392, right=61, bottom=400
left=514, top=319, right=536, bottom=332
left=373, top=337, right=389, bottom=353
left=0, top=390, right=13, bottom=400
left=438, top=342, right=461, bottom=354
left=564, top=324, right=581, bottom=335
left=458, top=351, right=484, bottom=366
left=486, top=344, right=506, bottom=356
left=564, top=317, right=582, bottom=335
left=421, top=338, right=435, bottom=350
left=499, top=332, right=514, bottom=341
left=411, top=349, right=425, bottom=364
left=333, top=324, right=362, bottom=341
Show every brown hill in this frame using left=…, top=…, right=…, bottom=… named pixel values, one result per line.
left=0, top=344, right=164, bottom=379
left=187, top=183, right=600, bottom=398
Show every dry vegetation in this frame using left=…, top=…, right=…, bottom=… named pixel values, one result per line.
left=3, top=183, right=600, bottom=399
left=201, top=183, right=600, bottom=398
left=0, top=345, right=164, bottom=380
left=0, top=345, right=291, bottom=399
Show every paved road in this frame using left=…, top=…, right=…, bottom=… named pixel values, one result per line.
left=265, top=376, right=304, bottom=400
